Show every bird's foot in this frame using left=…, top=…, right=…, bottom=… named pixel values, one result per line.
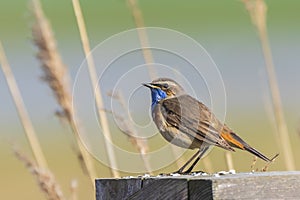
left=170, top=169, right=206, bottom=175
left=189, top=170, right=206, bottom=175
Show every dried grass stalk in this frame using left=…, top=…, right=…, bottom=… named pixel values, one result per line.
left=14, top=149, right=65, bottom=200
left=126, top=0, right=157, bottom=80
left=250, top=156, right=258, bottom=171
left=0, top=41, right=48, bottom=169
left=261, top=153, right=279, bottom=172
left=243, top=0, right=295, bottom=170
left=224, top=151, right=234, bottom=171
left=107, top=91, right=152, bottom=173
left=127, top=0, right=185, bottom=169
left=31, top=0, right=72, bottom=121
left=31, top=0, right=97, bottom=184
left=72, top=0, right=119, bottom=177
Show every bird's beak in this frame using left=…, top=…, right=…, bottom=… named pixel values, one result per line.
left=142, top=83, right=159, bottom=89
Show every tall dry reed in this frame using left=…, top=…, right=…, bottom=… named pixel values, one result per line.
left=71, top=0, right=119, bottom=177
left=126, top=0, right=188, bottom=170
left=31, top=0, right=97, bottom=184
left=1, top=37, right=67, bottom=200
left=243, top=0, right=295, bottom=170
left=0, top=41, right=48, bottom=169
left=107, top=91, right=152, bottom=173
left=224, top=152, right=234, bottom=171
left=126, top=0, right=157, bottom=80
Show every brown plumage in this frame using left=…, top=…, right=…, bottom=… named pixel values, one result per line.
left=143, top=78, right=276, bottom=173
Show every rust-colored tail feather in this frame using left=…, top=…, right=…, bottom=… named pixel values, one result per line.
left=243, top=145, right=271, bottom=162
left=221, top=131, right=272, bottom=162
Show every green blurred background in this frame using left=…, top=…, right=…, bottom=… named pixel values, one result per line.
left=1, top=0, right=300, bottom=199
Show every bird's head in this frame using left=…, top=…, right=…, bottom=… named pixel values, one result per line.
left=142, top=78, right=185, bottom=107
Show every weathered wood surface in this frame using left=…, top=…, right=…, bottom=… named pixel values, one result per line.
left=96, top=171, right=300, bottom=200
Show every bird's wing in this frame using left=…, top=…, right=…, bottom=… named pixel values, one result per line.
left=160, top=95, right=234, bottom=151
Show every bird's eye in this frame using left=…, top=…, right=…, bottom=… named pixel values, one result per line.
left=162, top=83, right=169, bottom=89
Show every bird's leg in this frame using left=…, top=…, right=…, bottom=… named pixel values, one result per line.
left=183, top=146, right=210, bottom=174
left=173, top=149, right=201, bottom=174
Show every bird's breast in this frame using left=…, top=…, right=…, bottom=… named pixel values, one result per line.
left=152, top=103, right=203, bottom=149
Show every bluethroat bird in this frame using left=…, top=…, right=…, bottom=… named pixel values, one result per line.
left=143, top=78, right=278, bottom=173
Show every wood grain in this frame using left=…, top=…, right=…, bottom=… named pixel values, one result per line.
left=96, top=171, right=300, bottom=199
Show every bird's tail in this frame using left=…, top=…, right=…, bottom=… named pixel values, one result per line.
left=221, top=131, right=273, bottom=162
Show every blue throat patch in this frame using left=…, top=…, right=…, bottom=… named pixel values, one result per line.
left=151, top=88, right=167, bottom=110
